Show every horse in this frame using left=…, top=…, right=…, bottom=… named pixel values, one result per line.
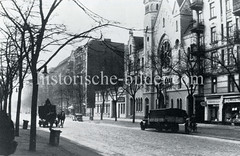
left=57, top=111, right=66, bottom=128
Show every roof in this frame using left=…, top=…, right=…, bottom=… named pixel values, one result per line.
left=177, top=0, right=184, bottom=6
left=133, top=36, right=144, bottom=51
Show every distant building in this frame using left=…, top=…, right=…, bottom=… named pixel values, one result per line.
left=71, top=39, right=125, bottom=117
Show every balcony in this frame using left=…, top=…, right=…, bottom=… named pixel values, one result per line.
left=191, top=20, right=205, bottom=34
left=190, top=0, right=203, bottom=11
left=233, top=0, right=240, bottom=16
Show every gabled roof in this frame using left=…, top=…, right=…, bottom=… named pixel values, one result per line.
left=133, top=36, right=144, bottom=51
left=177, top=0, right=184, bottom=6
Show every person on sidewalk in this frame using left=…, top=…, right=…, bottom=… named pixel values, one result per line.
left=0, top=111, right=18, bottom=155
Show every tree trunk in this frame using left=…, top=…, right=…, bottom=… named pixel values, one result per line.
left=15, top=78, right=23, bottom=136
left=113, top=100, right=117, bottom=121
left=187, top=94, right=194, bottom=117
left=132, top=97, right=136, bottom=123
left=8, top=81, right=13, bottom=119
left=29, top=70, right=38, bottom=151
left=100, top=92, right=105, bottom=120
left=3, top=87, right=8, bottom=112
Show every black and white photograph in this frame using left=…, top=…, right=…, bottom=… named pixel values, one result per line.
left=1, top=0, right=240, bottom=155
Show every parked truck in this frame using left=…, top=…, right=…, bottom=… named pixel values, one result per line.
left=140, top=108, right=188, bottom=132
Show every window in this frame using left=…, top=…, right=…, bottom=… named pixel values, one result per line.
left=211, top=77, right=217, bottom=93
left=211, top=27, right=217, bottom=43
left=121, top=104, right=125, bottom=114
left=142, top=58, right=144, bottom=69
left=221, top=49, right=225, bottom=65
left=227, top=21, right=233, bottom=38
left=199, top=11, right=203, bottom=21
left=171, top=99, right=174, bottom=108
left=211, top=51, right=218, bottom=69
left=145, top=5, right=149, bottom=13
left=210, top=2, right=215, bottom=18
left=228, top=75, right=235, bottom=92
left=200, top=34, right=204, bottom=46
left=177, top=99, right=180, bottom=108
left=163, top=18, right=165, bottom=28
left=228, top=48, right=234, bottom=65
left=178, top=76, right=182, bottom=89
left=179, top=99, right=182, bottom=109
left=160, top=41, right=171, bottom=68
left=221, top=24, right=224, bottom=40
left=226, top=0, right=230, bottom=11
left=150, top=4, right=153, bottom=11
left=188, top=47, right=193, bottom=60
left=156, top=4, right=159, bottom=10
left=176, top=20, right=178, bottom=32
left=220, top=0, right=223, bottom=14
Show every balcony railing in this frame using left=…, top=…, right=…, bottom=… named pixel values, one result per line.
left=191, top=19, right=205, bottom=34
left=190, top=0, right=203, bottom=11
left=233, top=0, right=240, bottom=16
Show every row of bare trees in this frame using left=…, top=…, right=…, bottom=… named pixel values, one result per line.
left=0, top=0, right=113, bottom=151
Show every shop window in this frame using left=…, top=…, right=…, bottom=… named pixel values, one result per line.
left=228, top=75, right=235, bottom=92
left=211, top=77, right=217, bottom=93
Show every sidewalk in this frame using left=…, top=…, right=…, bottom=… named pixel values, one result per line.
left=12, top=126, right=102, bottom=156
left=83, top=116, right=240, bottom=141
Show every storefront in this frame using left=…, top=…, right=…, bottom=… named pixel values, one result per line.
left=223, top=97, right=240, bottom=124
left=204, top=96, right=223, bottom=122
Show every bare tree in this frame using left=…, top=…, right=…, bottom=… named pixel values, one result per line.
left=0, top=0, right=110, bottom=151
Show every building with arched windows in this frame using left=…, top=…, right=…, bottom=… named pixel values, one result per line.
left=130, top=0, right=206, bottom=122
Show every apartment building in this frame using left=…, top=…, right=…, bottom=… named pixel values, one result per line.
left=71, top=39, right=125, bottom=118
left=137, top=0, right=240, bottom=123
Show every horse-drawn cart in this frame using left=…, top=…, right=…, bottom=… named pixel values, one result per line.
left=38, top=103, right=58, bottom=128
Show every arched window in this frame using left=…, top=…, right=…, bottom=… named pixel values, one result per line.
left=177, top=99, right=180, bottom=108
left=156, top=4, right=159, bottom=10
left=160, top=41, right=171, bottom=68
left=171, top=99, right=174, bottom=108
left=140, top=98, right=143, bottom=111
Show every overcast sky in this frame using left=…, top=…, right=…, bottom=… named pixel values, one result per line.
left=48, top=0, right=145, bottom=67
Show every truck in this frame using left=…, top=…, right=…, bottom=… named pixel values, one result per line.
left=140, top=108, right=188, bottom=132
